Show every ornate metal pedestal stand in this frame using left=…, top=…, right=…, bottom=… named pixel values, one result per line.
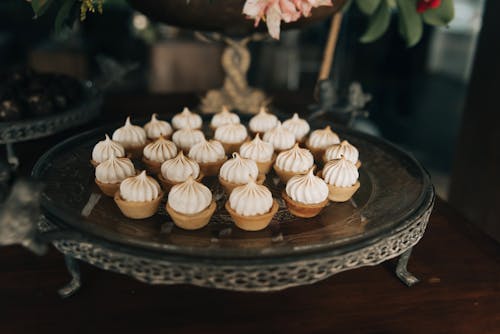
left=0, top=81, right=101, bottom=172
left=7, top=122, right=433, bottom=298
left=198, top=33, right=269, bottom=114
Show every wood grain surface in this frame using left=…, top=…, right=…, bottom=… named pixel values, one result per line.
left=1, top=199, right=499, bottom=334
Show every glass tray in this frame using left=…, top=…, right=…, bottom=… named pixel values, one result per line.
left=32, top=122, right=433, bottom=261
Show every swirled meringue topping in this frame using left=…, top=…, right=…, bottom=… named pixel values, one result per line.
left=286, top=168, right=329, bottom=204
left=171, top=107, right=202, bottom=130
left=95, top=156, right=135, bottom=184
left=143, top=114, right=173, bottom=139
left=275, top=143, right=314, bottom=173
left=219, top=152, right=259, bottom=184
left=214, top=123, right=248, bottom=144
left=112, top=117, right=147, bottom=148
left=306, top=125, right=340, bottom=150
left=322, top=157, right=359, bottom=187
left=161, top=151, right=200, bottom=183
left=263, top=121, right=296, bottom=151
left=92, top=134, right=125, bottom=164
left=168, top=176, right=212, bottom=215
left=229, top=179, right=273, bottom=216
left=324, top=140, right=359, bottom=164
left=249, top=107, right=278, bottom=133
left=172, top=128, right=205, bottom=152
left=119, top=171, right=161, bottom=202
left=189, top=138, right=226, bottom=163
left=239, top=133, right=274, bottom=163
left=282, top=113, right=310, bottom=141
left=210, top=106, right=240, bottom=128
left=143, top=136, right=178, bottom=163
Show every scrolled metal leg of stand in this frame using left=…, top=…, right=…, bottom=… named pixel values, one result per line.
left=6, top=143, right=19, bottom=170
left=396, top=247, right=419, bottom=287
left=58, top=255, right=82, bottom=298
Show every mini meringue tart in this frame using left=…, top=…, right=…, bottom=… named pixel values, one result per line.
left=239, top=134, right=276, bottom=175
left=282, top=168, right=329, bottom=218
left=91, top=134, right=125, bottom=167
left=95, top=156, right=136, bottom=196
left=143, top=113, right=173, bottom=140
left=273, top=143, right=315, bottom=183
left=249, top=107, right=278, bottom=134
left=142, top=136, right=178, bottom=175
left=188, top=138, right=227, bottom=176
left=282, top=113, right=310, bottom=143
left=112, top=117, right=148, bottom=159
left=322, top=157, right=360, bottom=202
left=218, top=152, right=265, bottom=194
left=323, top=140, right=361, bottom=168
left=210, top=106, right=240, bottom=130
left=166, top=176, right=216, bottom=230
left=214, top=123, right=248, bottom=154
left=306, top=125, right=341, bottom=162
left=225, top=179, right=279, bottom=231
left=263, top=121, right=296, bottom=153
left=172, top=127, right=205, bottom=153
left=114, top=171, right=163, bottom=219
left=158, top=151, right=203, bottom=193
left=171, top=107, right=202, bottom=130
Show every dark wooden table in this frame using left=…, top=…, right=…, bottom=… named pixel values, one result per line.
left=1, top=94, right=499, bottom=334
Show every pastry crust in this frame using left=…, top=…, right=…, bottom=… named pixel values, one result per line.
left=95, top=178, right=120, bottom=197
left=327, top=181, right=360, bottom=202
left=220, top=138, right=248, bottom=154
left=282, top=191, right=328, bottom=218
left=273, top=164, right=313, bottom=184
left=125, top=143, right=147, bottom=159
left=142, top=156, right=163, bottom=175
left=255, top=153, right=276, bottom=175
left=218, top=173, right=266, bottom=194
left=114, top=191, right=164, bottom=219
left=225, top=199, right=279, bottom=231
left=166, top=201, right=216, bottom=230
left=306, top=145, right=326, bottom=164
left=198, top=156, right=228, bottom=177
left=157, top=173, right=204, bottom=194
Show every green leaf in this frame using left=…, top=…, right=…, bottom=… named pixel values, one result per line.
left=396, top=0, right=423, bottom=47
left=360, top=0, right=391, bottom=43
left=423, top=0, right=454, bottom=26
left=31, top=0, right=54, bottom=18
left=55, top=0, right=76, bottom=33
left=356, top=0, right=382, bottom=15
left=342, top=0, right=354, bottom=13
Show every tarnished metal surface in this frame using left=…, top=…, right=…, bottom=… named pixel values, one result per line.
left=127, top=0, right=346, bottom=36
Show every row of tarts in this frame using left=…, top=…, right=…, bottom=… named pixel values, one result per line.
left=91, top=107, right=361, bottom=231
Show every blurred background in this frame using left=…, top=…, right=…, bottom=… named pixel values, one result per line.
left=0, top=0, right=485, bottom=200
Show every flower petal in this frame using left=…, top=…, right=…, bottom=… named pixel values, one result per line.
left=266, top=2, right=283, bottom=39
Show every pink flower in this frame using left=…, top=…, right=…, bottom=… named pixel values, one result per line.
left=243, top=0, right=333, bottom=39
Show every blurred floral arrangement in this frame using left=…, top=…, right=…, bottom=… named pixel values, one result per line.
left=28, top=0, right=454, bottom=46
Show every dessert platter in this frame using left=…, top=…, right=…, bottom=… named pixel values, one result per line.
left=0, top=68, right=101, bottom=167
left=32, top=107, right=434, bottom=297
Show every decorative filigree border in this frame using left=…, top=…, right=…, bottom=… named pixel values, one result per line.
left=0, top=83, right=101, bottom=144
left=42, top=199, right=433, bottom=292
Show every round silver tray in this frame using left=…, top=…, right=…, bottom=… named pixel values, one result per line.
left=0, top=81, right=102, bottom=144
left=32, top=120, right=434, bottom=295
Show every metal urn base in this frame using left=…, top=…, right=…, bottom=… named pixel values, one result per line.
left=199, top=34, right=269, bottom=114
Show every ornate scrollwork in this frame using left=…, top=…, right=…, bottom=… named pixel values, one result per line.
left=41, top=200, right=433, bottom=292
